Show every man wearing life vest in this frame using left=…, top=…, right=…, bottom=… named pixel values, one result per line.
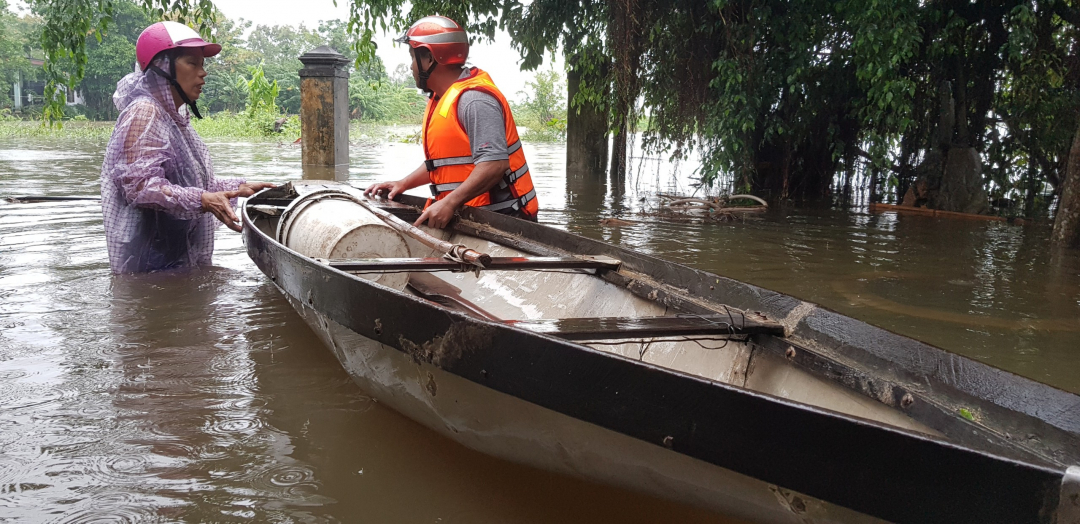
left=364, top=16, right=538, bottom=228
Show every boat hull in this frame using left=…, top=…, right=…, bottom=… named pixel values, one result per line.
left=282, top=291, right=878, bottom=523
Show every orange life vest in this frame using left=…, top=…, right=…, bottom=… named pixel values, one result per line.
left=422, top=68, right=538, bottom=217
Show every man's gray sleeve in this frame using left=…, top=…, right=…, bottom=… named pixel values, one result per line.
left=457, top=90, right=509, bottom=164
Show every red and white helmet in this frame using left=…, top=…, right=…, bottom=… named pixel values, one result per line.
left=395, top=16, right=469, bottom=65
left=136, top=21, right=222, bottom=72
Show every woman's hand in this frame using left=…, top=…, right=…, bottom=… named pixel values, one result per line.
left=202, top=190, right=242, bottom=232
left=237, top=181, right=277, bottom=197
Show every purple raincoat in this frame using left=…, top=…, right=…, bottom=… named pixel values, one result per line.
left=100, top=55, right=244, bottom=274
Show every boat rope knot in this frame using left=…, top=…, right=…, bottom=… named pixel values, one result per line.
left=443, top=245, right=488, bottom=276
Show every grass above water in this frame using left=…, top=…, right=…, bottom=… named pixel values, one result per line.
left=0, top=113, right=304, bottom=142
left=0, top=120, right=116, bottom=140
left=0, top=114, right=564, bottom=144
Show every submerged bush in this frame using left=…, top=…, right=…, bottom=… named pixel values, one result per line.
left=513, top=69, right=567, bottom=143
left=519, top=117, right=567, bottom=143
left=193, top=111, right=299, bottom=141
left=0, top=112, right=301, bottom=142
left=0, top=120, right=114, bottom=140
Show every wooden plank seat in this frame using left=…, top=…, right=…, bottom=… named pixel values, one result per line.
left=328, top=256, right=621, bottom=272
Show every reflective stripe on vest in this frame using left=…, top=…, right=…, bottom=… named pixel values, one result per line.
left=422, top=68, right=537, bottom=216
left=480, top=188, right=536, bottom=212
left=429, top=160, right=529, bottom=196
left=498, top=161, right=529, bottom=189
left=424, top=141, right=522, bottom=171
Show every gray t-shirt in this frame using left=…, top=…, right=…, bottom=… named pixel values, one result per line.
left=454, top=69, right=509, bottom=164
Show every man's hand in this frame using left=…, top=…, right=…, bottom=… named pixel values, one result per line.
left=202, top=190, right=242, bottom=232
left=365, top=180, right=409, bottom=200
left=413, top=198, right=458, bottom=229
left=365, top=162, right=435, bottom=201
left=236, top=181, right=277, bottom=197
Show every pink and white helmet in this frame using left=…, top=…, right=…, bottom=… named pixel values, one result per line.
left=136, top=21, right=222, bottom=71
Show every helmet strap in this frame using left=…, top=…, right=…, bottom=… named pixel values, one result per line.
left=415, top=54, right=439, bottom=96
left=147, top=63, right=204, bottom=119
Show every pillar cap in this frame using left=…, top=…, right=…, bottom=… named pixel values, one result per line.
left=299, top=46, right=351, bottom=77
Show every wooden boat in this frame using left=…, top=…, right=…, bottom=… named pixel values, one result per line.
left=242, top=180, right=1080, bottom=524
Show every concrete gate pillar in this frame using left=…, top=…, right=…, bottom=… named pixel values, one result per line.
left=298, top=46, right=351, bottom=180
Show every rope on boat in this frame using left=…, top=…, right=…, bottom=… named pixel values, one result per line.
left=442, top=245, right=485, bottom=276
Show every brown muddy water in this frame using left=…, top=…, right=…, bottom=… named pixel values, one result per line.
left=1, top=131, right=1078, bottom=522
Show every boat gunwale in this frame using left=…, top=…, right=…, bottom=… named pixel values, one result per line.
left=241, top=188, right=1074, bottom=523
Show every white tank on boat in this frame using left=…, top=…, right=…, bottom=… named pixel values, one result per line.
left=276, top=190, right=412, bottom=290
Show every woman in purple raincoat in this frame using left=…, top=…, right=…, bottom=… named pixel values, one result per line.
left=100, top=21, right=273, bottom=273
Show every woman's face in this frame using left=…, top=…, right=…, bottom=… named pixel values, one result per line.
left=173, top=51, right=207, bottom=101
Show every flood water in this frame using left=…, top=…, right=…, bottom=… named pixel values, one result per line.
left=1, top=131, right=1078, bottom=522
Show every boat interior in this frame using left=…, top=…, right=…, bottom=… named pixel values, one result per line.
left=245, top=181, right=1080, bottom=470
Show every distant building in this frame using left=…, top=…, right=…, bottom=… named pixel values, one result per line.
left=11, top=57, right=84, bottom=110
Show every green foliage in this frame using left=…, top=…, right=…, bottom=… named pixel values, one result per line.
left=244, top=23, right=319, bottom=114
left=0, top=1, right=43, bottom=110
left=237, top=63, right=279, bottom=116
left=345, top=51, right=425, bottom=123
left=197, top=15, right=256, bottom=113
left=514, top=68, right=567, bottom=142
left=517, top=68, right=565, bottom=125
left=192, top=111, right=299, bottom=140
left=0, top=119, right=114, bottom=139
left=348, top=77, right=426, bottom=123
left=28, top=0, right=217, bottom=124
left=0, top=113, right=300, bottom=140
left=78, top=1, right=152, bottom=120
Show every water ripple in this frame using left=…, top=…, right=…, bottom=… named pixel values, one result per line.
left=49, top=492, right=173, bottom=524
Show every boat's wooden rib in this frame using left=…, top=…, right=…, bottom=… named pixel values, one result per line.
left=325, top=255, right=621, bottom=272
left=505, top=314, right=781, bottom=340
left=242, top=183, right=1080, bottom=524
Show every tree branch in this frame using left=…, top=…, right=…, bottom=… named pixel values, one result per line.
left=855, top=148, right=903, bottom=174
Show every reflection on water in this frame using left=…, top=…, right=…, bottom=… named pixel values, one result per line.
left=1, top=133, right=1078, bottom=521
